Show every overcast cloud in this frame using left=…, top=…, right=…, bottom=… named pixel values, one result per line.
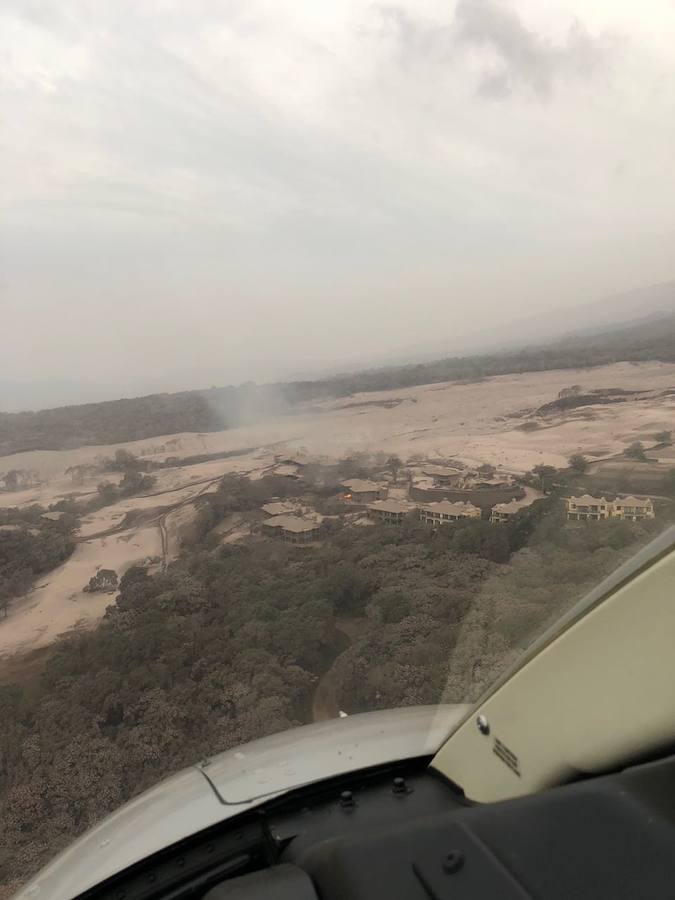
left=2, top=0, right=675, bottom=409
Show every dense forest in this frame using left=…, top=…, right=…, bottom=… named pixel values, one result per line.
left=3, top=314, right=675, bottom=455
left=0, top=475, right=662, bottom=895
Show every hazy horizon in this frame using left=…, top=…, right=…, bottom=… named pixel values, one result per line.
left=3, top=277, right=675, bottom=414
left=4, top=1, right=675, bottom=410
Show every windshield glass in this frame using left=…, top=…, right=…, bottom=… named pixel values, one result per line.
left=2, top=1, right=675, bottom=894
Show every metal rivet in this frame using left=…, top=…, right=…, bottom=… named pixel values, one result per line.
left=476, top=714, right=490, bottom=735
left=393, top=776, right=407, bottom=794
left=443, top=850, right=465, bottom=874
left=340, top=789, right=355, bottom=807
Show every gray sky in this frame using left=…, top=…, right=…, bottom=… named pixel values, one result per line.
left=2, top=0, right=675, bottom=409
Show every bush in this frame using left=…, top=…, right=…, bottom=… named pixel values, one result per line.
left=83, top=569, right=119, bottom=593
left=568, top=454, right=588, bottom=475
left=624, top=442, right=647, bottom=461
left=0, top=521, right=75, bottom=609
left=374, top=587, right=411, bottom=624
left=451, top=521, right=511, bottom=563
left=97, top=481, right=119, bottom=504
left=328, top=563, right=378, bottom=614
left=119, top=470, right=156, bottom=495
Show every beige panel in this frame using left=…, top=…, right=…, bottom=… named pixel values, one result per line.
left=431, top=545, right=675, bottom=803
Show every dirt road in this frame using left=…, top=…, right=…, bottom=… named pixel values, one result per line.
left=312, top=617, right=364, bottom=722
left=0, top=476, right=229, bottom=663
left=156, top=477, right=220, bottom=566
left=0, top=524, right=162, bottom=660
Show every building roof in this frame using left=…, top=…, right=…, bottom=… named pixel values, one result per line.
left=492, top=500, right=523, bottom=515
left=421, top=500, right=480, bottom=516
left=466, top=477, right=509, bottom=487
left=568, top=494, right=609, bottom=505
left=261, top=501, right=298, bottom=517
left=271, top=464, right=301, bottom=478
left=566, top=494, right=653, bottom=509
left=277, top=456, right=308, bottom=467
left=367, top=499, right=417, bottom=515
left=422, top=465, right=463, bottom=478
left=264, top=515, right=320, bottom=533
left=341, top=479, right=384, bottom=493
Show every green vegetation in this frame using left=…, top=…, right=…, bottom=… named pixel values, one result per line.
left=83, top=569, right=118, bottom=593
left=110, top=448, right=141, bottom=470
left=441, top=513, right=662, bottom=702
left=88, top=451, right=157, bottom=512
left=558, top=385, right=582, bottom=398
left=0, top=391, right=222, bottom=454
left=386, top=455, right=402, bottom=483
left=536, top=387, right=640, bottom=417
left=0, top=451, right=159, bottom=620
left=568, top=454, right=589, bottom=475
left=654, top=430, right=672, bottom=444
left=531, top=464, right=558, bottom=491
left=4, top=313, right=675, bottom=454
left=625, top=441, right=647, bottom=461
left=0, top=508, right=76, bottom=617
left=0, top=470, right=662, bottom=894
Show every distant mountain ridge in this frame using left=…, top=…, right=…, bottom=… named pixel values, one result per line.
left=544, top=282, right=675, bottom=345
left=558, top=309, right=673, bottom=341
left=352, top=281, right=675, bottom=370
left=2, top=308, right=675, bottom=457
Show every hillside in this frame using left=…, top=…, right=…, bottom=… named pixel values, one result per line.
left=2, top=313, right=675, bottom=456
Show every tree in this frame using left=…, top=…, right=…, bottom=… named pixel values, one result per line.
left=386, top=456, right=402, bottom=483
left=112, top=449, right=139, bottom=471
left=624, top=442, right=647, bottom=461
left=328, top=563, right=378, bottom=614
left=477, top=464, right=496, bottom=478
left=451, top=520, right=510, bottom=563
left=2, top=470, right=20, bottom=492
left=374, top=587, right=411, bottom=624
left=0, top=522, right=75, bottom=615
left=654, top=431, right=672, bottom=444
left=567, top=454, right=588, bottom=475
left=83, top=569, right=119, bottom=593
left=119, top=469, right=156, bottom=495
left=558, top=385, right=581, bottom=399
left=531, top=464, right=557, bottom=491
left=336, top=455, right=369, bottom=480
left=97, top=482, right=119, bottom=504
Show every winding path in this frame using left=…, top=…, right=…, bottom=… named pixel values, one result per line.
left=78, top=476, right=223, bottom=551
left=311, top=617, right=364, bottom=722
